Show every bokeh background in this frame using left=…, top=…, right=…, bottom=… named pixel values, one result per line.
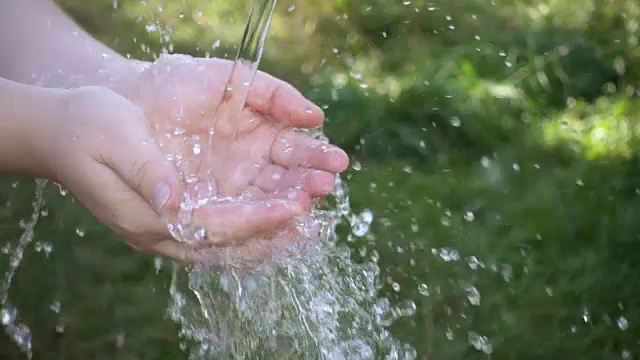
left=2, top=0, right=640, bottom=358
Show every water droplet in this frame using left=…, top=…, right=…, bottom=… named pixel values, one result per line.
left=287, top=4, right=296, bottom=12
left=75, top=228, right=85, bottom=237
left=463, top=211, right=475, bottom=222
left=418, top=284, right=429, bottom=296
left=618, top=316, right=629, bottom=330
left=56, top=183, right=68, bottom=196
left=468, top=332, right=493, bottom=354
left=192, top=144, right=201, bottom=155
left=352, top=209, right=374, bottom=237
left=468, top=256, right=483, bottom=270
left=391, top=282, right=400, bottom=292
left=432, top=247, right=460, bottom=262
left=116, top=332, right=126, bottom=349
left=545, top=287, right=554, bottom=296
left=395, top=300, right=416, bottom=318
left=35, top=242, right=53, bottom=258
left=50, top=300, right=61, bottom=313
left=154, top=256, right=163, bottom=274
left=352, top=161, right=362, bottom=171
left=445, top=327, right=454, bottom=340
left=450, top=116, right=461, bottom=127
left=186, top=174, right=198, bottom=184
left=1, top=308, right=12, bottom=325
left=582, top=307, right=590, bottom=323
left=465, top=286, right=481, bottom=306
left=146, top=23, right=157, bottom=33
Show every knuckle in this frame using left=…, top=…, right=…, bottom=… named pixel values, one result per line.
left=128, top=160, right=152, bottom=191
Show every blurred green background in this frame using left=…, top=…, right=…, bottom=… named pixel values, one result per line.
left=2, top=0, right=640, bottom=358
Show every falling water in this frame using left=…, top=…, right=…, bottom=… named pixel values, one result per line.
left=164, top=0, right=417, bottom=358
left=0, top=1, right=417, bottom=358
left=0, top=179, right=47, bottom=358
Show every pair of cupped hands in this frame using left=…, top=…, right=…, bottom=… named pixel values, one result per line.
left=46, top=55, right=348, bottom=268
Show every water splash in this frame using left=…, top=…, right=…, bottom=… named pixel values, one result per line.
left=161, top=1, right=416, bottom=357
left=168, top=175, right=416, bottom=359
left=0, top=179, right=48, bottom=358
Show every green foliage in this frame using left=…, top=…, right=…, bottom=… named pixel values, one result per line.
left=2, top=0, right=640, bottom=358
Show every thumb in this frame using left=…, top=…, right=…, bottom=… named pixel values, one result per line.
left=105, top=120, right=182, bottom=217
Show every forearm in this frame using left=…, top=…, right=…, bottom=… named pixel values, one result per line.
left=0, top=0, right=138, bottom=88
left=0, top=77, right=62, bottom=178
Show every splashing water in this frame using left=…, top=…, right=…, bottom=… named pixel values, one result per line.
left=168, top=174, right=417, bottom=359
left=0, top=179, right=47, bottom=358
left=163, top=0, right=416, bottom=358
left=0, top=1, right=417, bottom=358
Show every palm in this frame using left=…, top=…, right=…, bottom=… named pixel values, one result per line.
left=126, top=55, right=342, bottom=206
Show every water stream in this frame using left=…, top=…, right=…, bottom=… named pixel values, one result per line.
left=0, top=180, right=47, bottom=358
left=169, top=0, right=279, bottom=245
left=163, top=0, right=416, bottom=358
left=0, top=1, right=416, bottom=358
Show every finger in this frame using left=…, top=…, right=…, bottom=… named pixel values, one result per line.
left=247, top=71, right=324, bottom=128
left=100, top=106, right=183, bottom=218
left=148, top=239, right=200, bottom=265
left=192, top=199, right=304, bottom=246
left=253, top=165, right=336, bottom=196
left=270, top=129, right=349, bottom=172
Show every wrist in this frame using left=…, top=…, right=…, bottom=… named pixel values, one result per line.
left=0, top=77, right=68, bottom=179
left=47, top=54, right=148, bottom=90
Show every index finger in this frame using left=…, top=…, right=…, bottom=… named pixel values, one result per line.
left=247, top=71, right=324, bottom=128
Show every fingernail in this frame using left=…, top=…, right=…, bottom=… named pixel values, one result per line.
left=151, top=182, right=171, bottom=211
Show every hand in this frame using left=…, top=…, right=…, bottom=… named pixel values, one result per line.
left=118, top=55, right=347, bottom=204
left=45, top=55, right=348, bottom=268
left=110, top=55, right=348, bottom=267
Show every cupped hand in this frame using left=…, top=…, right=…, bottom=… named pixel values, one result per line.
left=121, top=55, right=347, bottom=206
left=114, top=55, right=348, bottom=265
left=47, top=55, right=348, bottom=268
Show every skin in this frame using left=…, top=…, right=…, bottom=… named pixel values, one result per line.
left=0, top=0, right=349, bottom=268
